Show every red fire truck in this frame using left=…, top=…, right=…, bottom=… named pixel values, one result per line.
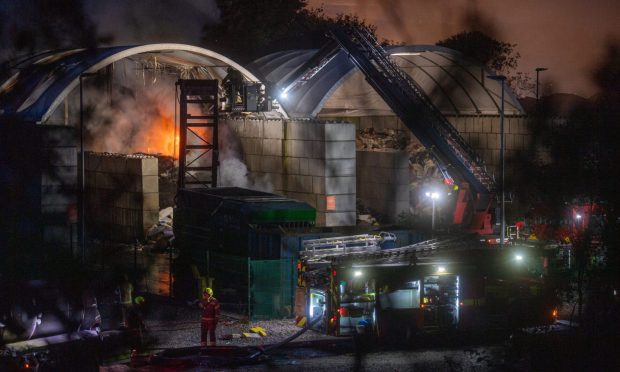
left=296, top=233, right=557, bottom=340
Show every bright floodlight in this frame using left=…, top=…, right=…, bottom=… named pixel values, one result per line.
left=576, top=213, right=582, bottom=219
left=280, top=91, right=288, bottom=100
left=515, top=254, right=523, bottom=262
left=437, top=266, right=446, bottom=273
left=354, top=270, right=362, bottom=277
left=425, top=191, right=440, bottom=199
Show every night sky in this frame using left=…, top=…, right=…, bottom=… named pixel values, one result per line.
left=1, top=0, right=617, bottom=98
left=309, top=0, right=620, bottom=98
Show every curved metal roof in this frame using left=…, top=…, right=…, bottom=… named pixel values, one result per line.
left=248, top=45, right=525, bottom=118
left=0, top=44, right=259, bottom=123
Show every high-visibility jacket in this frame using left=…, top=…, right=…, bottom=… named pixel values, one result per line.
left=200, top=296, right=220, bottom=320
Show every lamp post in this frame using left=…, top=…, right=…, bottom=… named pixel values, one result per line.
left=425, top=191, right=440, bottom=236
left=535, top=67, right=548, bottom=109
left=487, top=75, right=507, bottom=246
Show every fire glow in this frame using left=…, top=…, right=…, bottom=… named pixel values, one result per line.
left=142, top=105, right=178, bottom=158
left=136, top=102, right=207, bottom=159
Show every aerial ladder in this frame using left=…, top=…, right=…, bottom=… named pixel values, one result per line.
left=300, top=234, right=479, bottom=266
left=301, top=232, right=396, bottom=260
left=278, top=26, right=497, bottom=234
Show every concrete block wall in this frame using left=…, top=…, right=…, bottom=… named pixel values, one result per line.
left=449, top=115, right=530, bottom=179
left=225, top=117, right=356, bottom=227
left=356, top=150, right=410, bottom=222
left=85, top=152, right=159, bottom=242
left=356, top=115, right=530, bottom=180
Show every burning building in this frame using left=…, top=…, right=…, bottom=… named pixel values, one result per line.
left=0, top=44, right=263, bottom=254
left=0, top=39, right=530, bottom=268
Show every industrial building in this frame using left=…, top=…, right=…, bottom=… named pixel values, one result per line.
left=0, top=35, right=530, bottom=318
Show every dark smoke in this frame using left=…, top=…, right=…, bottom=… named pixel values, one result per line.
left=0, top=0, right=220, bottom=66
left=83, top=0, right=220, bottom=45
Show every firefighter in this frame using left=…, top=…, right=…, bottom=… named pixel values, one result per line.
left=199, top=287, right=220, bottom=347
left=127, top=296, right=146, bottom=358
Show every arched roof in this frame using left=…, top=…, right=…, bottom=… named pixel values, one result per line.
left=248, top=45, right=525, bottom=118
left=0, top=44, right=259, bottom=123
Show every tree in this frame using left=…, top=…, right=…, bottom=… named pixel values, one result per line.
left=202, top=1, right=378, bottom=63
left=436, top=31, right=535, bottom=97
left=527, top=41, right=620, bottom=342
left=436, top=31, right=520, bottom=73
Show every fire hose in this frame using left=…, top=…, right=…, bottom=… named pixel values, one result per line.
left=248, top=311, right=324, bottom=360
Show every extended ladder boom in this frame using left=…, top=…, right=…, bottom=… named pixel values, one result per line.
left=328, top=26, right=495, bottom=196
left=302, top=235, right=482, bottom=265
left=301, top=232, right=396, bottom=259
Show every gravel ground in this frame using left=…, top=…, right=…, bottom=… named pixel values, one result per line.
left=109, top=298, right=518, bottom=371
left=138, top=297, right=338, bottom=351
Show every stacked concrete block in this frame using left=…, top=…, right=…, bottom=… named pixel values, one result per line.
left=443, top=115, right=530, bottom=179
left=223, top=117, right=356, bottom=227
left=356, top=150, right=410, bottom=222
left=85, top=152, right=159, bottom=242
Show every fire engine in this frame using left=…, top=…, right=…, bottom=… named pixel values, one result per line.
left=296, top=233, right=557, bottom=339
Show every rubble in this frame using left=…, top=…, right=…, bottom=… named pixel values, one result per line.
left=146, top=207, right=174, bottom=240
left=356, top=127, right=409, bottom=151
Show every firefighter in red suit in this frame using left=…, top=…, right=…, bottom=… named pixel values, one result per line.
left=199, top=287, right=220, bottom=347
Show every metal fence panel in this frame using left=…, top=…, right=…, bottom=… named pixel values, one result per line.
left=249, top=258, right=294, bottom=320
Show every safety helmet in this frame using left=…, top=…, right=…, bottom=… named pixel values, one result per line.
left=203, top=287, right=213, bottom=296
left=134, top=296, right=145, bottom=305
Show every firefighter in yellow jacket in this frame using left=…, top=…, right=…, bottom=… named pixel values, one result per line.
left=199, top=287, right=220, bottom=347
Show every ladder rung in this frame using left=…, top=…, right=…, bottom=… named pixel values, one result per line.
left=185, top=99, right=215, bottom=104
left=183, top=180, right=213, bottom=185
left=186, top=145, right=214, bottom=149
left=186, top=115, right=217, bottom=120
left=183, top=123, right=217, bottom=127
left=186, top=166, right=214, bottom=171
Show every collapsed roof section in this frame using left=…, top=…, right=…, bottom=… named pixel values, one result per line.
left=0, top=44, right=260, bottom=124
left=248, top=45, right=525, bottom=118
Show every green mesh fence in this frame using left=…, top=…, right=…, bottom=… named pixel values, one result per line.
left=249, top=258, right=295, bottom=320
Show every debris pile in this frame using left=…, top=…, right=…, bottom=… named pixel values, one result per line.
left=356, top=128, right=409, bottom=151
left=147, top=207, right=173, bottom=236
left=407, top=142, right=441, bottom=184
left=356, top=199, right=379, bottom=225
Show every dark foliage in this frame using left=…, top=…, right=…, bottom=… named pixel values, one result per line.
left=436, top=31, right=520, bottom=73
left=202, top=1, right=378, bottom=63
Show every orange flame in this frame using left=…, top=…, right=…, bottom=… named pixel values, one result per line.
left=135, top=101, right=211, bottom=158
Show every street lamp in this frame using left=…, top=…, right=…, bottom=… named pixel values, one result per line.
left=487, top=74, right=507, bottom=246
left=425, top=191, right=440, bottom=235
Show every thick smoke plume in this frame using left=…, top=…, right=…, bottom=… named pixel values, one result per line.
left=218, top=122, right=273, bottom=192
left=79, top=62, right=273, bottom=192
left=81, top=67, right=178, bottom=156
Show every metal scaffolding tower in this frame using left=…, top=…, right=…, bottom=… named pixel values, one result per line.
left=176, top=79, right=219, bottom=188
